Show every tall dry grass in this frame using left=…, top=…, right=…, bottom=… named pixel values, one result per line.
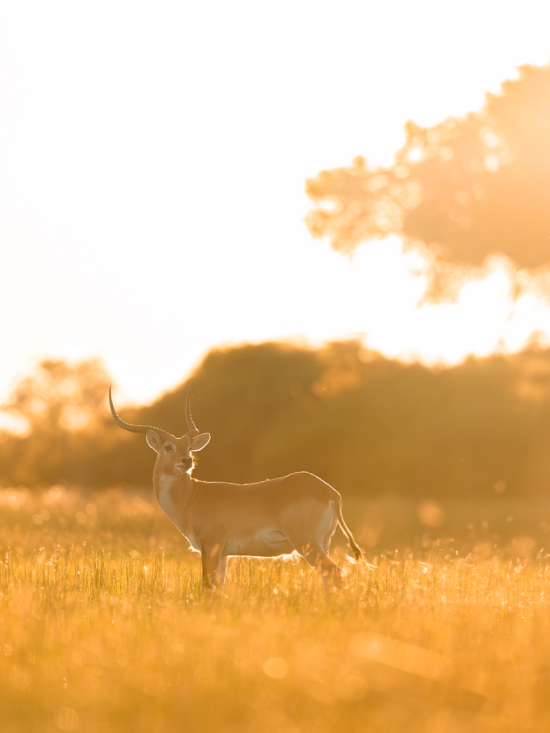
left=1, top=486, right=550, bottom=732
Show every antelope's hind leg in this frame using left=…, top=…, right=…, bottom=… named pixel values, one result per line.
left=216, top=555, right=228, bottom=588
left=296, top=543, right=342, bottom=593
left=284, top=500, right=342, bottom=591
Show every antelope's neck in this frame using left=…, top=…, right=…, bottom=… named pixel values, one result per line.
left=153, top=469, right=195, bottom=530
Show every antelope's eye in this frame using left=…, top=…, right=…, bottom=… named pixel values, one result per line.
left=164, top=444, right=175, bottom=452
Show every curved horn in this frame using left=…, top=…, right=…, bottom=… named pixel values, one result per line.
left=184, top=386, right=199, bottom=437
left=109, top=386, right=171, bottom=440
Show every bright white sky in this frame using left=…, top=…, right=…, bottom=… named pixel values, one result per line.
left=1, top=0, right=550, bottom=407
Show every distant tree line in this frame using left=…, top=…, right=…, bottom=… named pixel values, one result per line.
left=2, top=341, right=550, bottom=498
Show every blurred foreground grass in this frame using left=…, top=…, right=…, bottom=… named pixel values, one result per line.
left=2, top=486, right=550, bottom=732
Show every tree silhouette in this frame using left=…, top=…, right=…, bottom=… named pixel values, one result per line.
left=0, top=359, right=110, bottom=485
left=306, top=63, right=550, bottom=298
left=4, top=343, right=550, bottom=499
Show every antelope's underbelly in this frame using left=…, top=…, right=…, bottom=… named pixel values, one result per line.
left=224, top=528, right=294, bottom=558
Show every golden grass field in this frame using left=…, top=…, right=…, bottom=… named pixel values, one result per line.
left=2, top=486, right=550, bottom=732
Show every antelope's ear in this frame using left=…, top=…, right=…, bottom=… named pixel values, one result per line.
left=146, top=430, right=164, bottom=453
left=190, top=433, right=211, bottom=452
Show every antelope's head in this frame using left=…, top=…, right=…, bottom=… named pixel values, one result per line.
left=109, top=386, right=210, bottom=476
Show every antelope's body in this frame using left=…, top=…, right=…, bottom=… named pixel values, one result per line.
left=110, top=387, right=362, bottom=589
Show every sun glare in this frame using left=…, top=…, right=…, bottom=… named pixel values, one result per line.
left=1, top=1, right=550, bottom=405
left=316, top=240, right=545, bottom=370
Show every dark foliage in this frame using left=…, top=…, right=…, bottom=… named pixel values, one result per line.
left=2, top=342, right=550, bottom=499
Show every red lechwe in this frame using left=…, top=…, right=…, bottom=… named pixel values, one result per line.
left=109, top=387, right=362, bottom=590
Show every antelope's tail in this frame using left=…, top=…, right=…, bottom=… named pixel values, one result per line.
left=335, top=500, right=363, bottom=561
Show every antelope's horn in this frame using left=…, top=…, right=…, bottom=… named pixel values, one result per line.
left=184, top=386, right=199, bottom=437
left=109, top=386, right=171, bottom=440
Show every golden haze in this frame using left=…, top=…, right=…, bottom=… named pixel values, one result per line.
left=1, top=485, right=550, bottom=732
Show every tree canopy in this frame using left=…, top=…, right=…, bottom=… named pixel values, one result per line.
left=306, top=63, right=550, bottom=297
left=3, top=342, right=550, bottom=499
left=0, top=359, right=110, bottom=486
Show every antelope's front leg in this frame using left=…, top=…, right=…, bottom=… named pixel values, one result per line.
left=215, top=555, right=228, bottom=588
left=201, top=544, right=224, bottom=590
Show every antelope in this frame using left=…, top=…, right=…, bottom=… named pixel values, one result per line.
left=109, top=386, right=362, bottom=590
